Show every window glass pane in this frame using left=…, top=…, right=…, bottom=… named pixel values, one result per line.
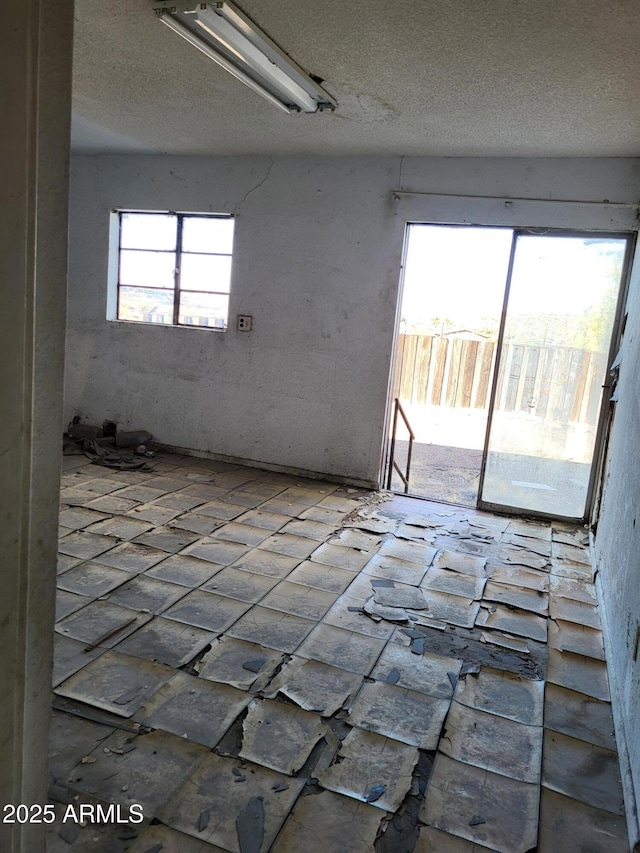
left=180, top=254, right=232, bottom=292
left=120, top=250, right=175, bottom=288
left=182, top=217, right=234, bottom=254
left=118, top=287, right=174, bottom=324
left=179, top=292, right=229, bottom=328
left=120, top=213, right=177, bottom=250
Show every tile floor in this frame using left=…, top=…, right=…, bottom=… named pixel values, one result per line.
left=47, top=451, right=631, bottom=852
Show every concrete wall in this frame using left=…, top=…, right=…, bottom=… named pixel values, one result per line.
left=0, top=2, right=72, bottom=851
left=65, top=156, right=640, bottom=486
left=593, top=250, right=640, bottom=845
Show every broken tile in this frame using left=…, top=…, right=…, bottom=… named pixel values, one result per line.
left=57, top=561, right=130, bottom=598
left=213, top=521, right=272, bottom=546
left=297, top=623, right=386, bottom=674
left=259, top=532, right=318, bottom=559
left=164, top=589, right=250, bottom=632
left=547, top=648, right=610, bottom=701
left=487, top=561, right=549, bottom=592
left=479, top=630, right=531, bottom=653
left=116, top=616, right=215, bottom=667
left=310, top=542, right=372, bottom=571
left=49, top=710, right=114, bottom=782
left=476, top=604, right=547, bottom=642
left=552, top=541, right=591, bottom=565
left=542, top=729, right=625, bottom=814
left=201, top=566, right=279, bottom=602
left=329, top=528, right=381, bottom=551
left=67, top=728, right=209, bottom=815
left=538, top=787, right=629, bottom=853
left=434, top=550, right=487, bottom=577
left=94, top=541, right=168, bottom=572
left=506, top=519, right=551, bottom=541
left=227, top=605, right=315, bottom=653
left=198, top=637, right=284, bottom=690
left=415, top=825, right=489, bottom=852
left=126, top=824, right=230, bottom=853
left=168, top=512, right=224, bottom=535
left=322, top=594, right=396, bottom=639
left=454, top=667, right=544, bottom=725
left=58, top=531, right=119, bottom=560
left=272, top=790, right=382, bottom=853
left=549, top=574, right=597, bottom=604
left=501, top=533, right=552, bottom=557
left=544, top=683, right=616, bottom=750
left=548, top=619, right=605, bottom=660
left=373, top=585, right=428, bottom=610
left=483, top=580, right=548, bottom=615
left=419, top=590, right=480, bottom=628
left=110, top=484, right=169, bottom=503
left=287, top=560, right=357, bottom=593
left=184, top=537, right=252, bottom=566
left=421, top=568, right=486, bottom=600
left=59, top=506, right=111, bottom=530
left=145, top=553, right=223, bottom=586
left=499, top=547, right=549, bottom=571
left=136, top=670, right=251, bottom=747
left=127, top=501, right=183, bottom=524
left=240, top=698, right=326, bottom=774
left=317, top=727, right=418, bottom=811
left=86, top=494, right=140, bottom=514
left=55, top=649, right=175, bottom=717
left=235, top=508, right=291, bottom=531
left=348, top=680, right=449, bottom=748
left=157, top=752, right=304, bottom=851
left=421, top=753, right=539, bottom=853
left=56, top=601, right=151, bottom=648
left=57, top=553, right=82, bottom=574
left=264, top=656, right=363, bottom=715
left=231, top=547, right=301, bottom=578
left=259, top=580, right=338, bottom=619
left=440, top=701, right=542, bottom=783
left=378, top=537, right=437, bottom=566
left=371, top=644, right=462, bottom=699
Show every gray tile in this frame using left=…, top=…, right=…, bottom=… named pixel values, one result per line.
left=104, top=574, right=188, bottom=614
left=49, top=710, right=114, bottom=782
left=549, top=596, right=601, bottom=629
left=198, top=637, right=284, bottom=690
left=55, top=649, right=175, bottom=717
left=59, top=506, right=112, bottom=530
left=542, top=729, right=625, bottom=814
left=265, top=656, right=363, bottom=716
left=348, top=680, right=450, bottom=748
left=415, top=826, right=488, bottom=852
left=157, top=752, right=304, bottom=850
left=86, top=494, right=140, bottom=513
left=116, top=616, right=215, bottom=667
left=260, top=580, right=338, bottom=619
left=287, top=560, right=357, bottom=593
left=52, top=634, right=105, bottom=687
left=201, top=566, right=279, bottom=602
left=133, top=525, right=201, bottom=554
left=487, top=561, right=549, bottom=592
left=421, top=568, right=487, bottom=599
left=110, top=484, right=169, bottom=502
left=297, top=623, right=386, bottom=674
left=454, top=667, right=544, bottom=726
left=272, top=790, right=382, bottom=853
left=317, top=727, right=418, bottom=811
left=483, top=580, right=548, bottom=615
left=145, top=552, right=224, bottom=586
left=94, top=541, right=168, bottom=572
left=281, top=518, right=340, bottom=541
left=440, top=701, right=542, bottom=783
left=260, top=532, right=319, bottom=559
left=322, top=594, right=397, bottom=639
left=544, top=683, right=616, bottom=750
left=419, top=589, right=480, bottom=628
left=547, top=648, right=610, bottom=701
left=56, top=601, right=151, bottom=648
left=231, top=546, right=301, bottom=578
left=370, top=643, right=462, bottom=699
left=67, top=728, right=209, bottom=816
left=136, top=670, right=251, bottom=747
left=183, top=537, right=251, bottom=565
left=434, top=550, right=488, bottom=577
left=310, top=542, right=372, bottom=571
left=214, top=521, right=272, bottom=546
left=192, top=499, right=247, bottom=520
left=227, top=605, right=315, bottom=653
left=56, top=561, right=131, bottom=597
left=240, top=698, right=326, bottom=774
left=499, top=547, right=549, bottom=571
left=58, top=531, right=119, bottom=560
left=363, top=553, right=429, bottom=585
left=55, top=590, right=90, bottom=621
left=378, top=538, right=437, bottom=566
left=127, top=824, right=231, bottom=853
left=234, top=508, right=291, bottom=531
left=164, top=589, right=250, bottom=632
left=421, top=753, right=539, bottom=853
left=476, top=604, right=547, bottom=642
left=548, top=618, right=605, bottom=660
left=84, top=514, right=153, bottom=540
left=538, top=788, right=629, bottom=853
left=126, top=501, right=182, bottom=524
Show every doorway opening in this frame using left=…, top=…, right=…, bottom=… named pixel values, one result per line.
left=386, top=224, right=631, bottom=521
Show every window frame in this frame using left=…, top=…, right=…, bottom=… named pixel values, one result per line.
left=112, top=210, right=235, bottom=330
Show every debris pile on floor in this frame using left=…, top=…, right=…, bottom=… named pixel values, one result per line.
left=48, top=451, right=629, bottom=853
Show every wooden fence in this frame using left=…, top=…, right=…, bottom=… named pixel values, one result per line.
left=393, top=334, right=606, bottom=425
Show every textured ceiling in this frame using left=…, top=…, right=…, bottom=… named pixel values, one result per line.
left=72, top=0, right=640, bottom=157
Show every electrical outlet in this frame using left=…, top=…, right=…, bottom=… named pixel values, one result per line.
left=237, top=314, right=253, bottom=332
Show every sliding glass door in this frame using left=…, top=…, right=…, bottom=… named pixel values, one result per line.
left=479, top=232, right=630, bottom=518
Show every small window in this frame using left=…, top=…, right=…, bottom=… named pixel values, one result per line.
left=113, top=211, right=234, bottom=329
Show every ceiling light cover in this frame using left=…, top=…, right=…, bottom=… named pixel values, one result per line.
left=156, top=2, right=336, bottom=114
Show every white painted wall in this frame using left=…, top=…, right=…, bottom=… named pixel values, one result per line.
left=593, top=252, right=640, bottom=845
left=65, top=155, right=640, bottom=487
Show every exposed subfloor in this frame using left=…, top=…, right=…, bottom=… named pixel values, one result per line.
left=48, top=450, right=631, bottom=852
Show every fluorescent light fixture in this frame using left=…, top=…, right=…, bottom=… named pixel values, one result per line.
left=156, top=2, right=336, bottom=114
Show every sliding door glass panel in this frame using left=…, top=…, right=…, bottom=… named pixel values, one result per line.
left=481, top=234, right=627, bottom=518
